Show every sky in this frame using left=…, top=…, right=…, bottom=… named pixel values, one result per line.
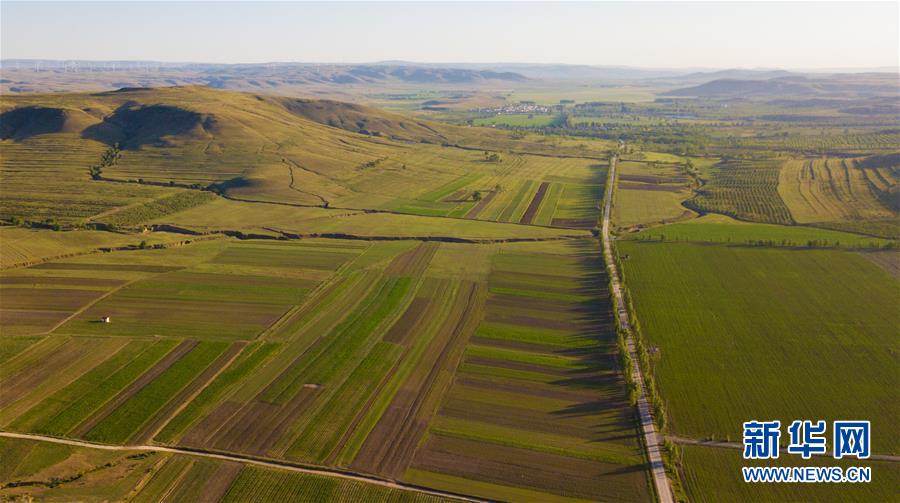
left=1, top=1, right=898, bottom=69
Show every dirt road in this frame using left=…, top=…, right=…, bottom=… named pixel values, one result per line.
left=0, top=431, right=486, bottom=502
left=601, top=155, right=675, bottom=503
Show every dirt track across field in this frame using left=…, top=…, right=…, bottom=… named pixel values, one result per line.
left=0, top=431, right=488, bottom=502
left=602, top=155, right=675, bottom=503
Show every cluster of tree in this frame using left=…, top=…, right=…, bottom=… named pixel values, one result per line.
left=7, top=216, right=62, bottom=231
left=483, top=151, right=502, bottom=163
left=358, top=156, right=388, bottom=170
left=638, top=233, right=896, bottom=250
left=89, top=144, right=121, bottom=180
left=611, top=265, right=682, bottom=481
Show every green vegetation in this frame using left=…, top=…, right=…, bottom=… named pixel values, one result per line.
left=84, top=341, right=228, bottom=443
left=2, top=77, right=897, bottom=503
left=472, top=114, right=559, bottom=127
left=154, top=342, right=280, bottom=443
left=685, top=159, right=794, bottom=225
left=632, top=213, right=895, bottom=248
left=100, top=190, right=217, bottom=228
left=616, top=242, right=899, bottom=453
left=681, top=446, right=900, bottom=503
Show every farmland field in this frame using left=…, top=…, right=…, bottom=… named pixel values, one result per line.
left=1, top=56, right=899, bottom=503
left=685, top=159, right=794, bottom=225
left=0, top=437, right=452, bottom=502
left=0, top=230, right=650, bottom=501
left=680, top=445, right=900, bottom=503
left=615, top=242, right=899, bottom=454
left=631, top=213, right=894, bottom=248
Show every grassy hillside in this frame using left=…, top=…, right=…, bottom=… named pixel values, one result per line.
left=1, top=86, right=607, bottom=229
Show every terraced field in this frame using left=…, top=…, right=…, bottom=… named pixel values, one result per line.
left=0, top=135, right=172, bottom=224
left=0, top=87, right=607, bottom=232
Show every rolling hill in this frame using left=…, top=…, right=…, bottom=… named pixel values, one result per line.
left=0, top=62, right=526, bottom=94
left=663, top=74, right=899, bottom=99
left=0, top=85, right=608, bottom=228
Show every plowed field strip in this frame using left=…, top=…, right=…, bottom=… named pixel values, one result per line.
left=383, top=298, right=430, bottom=345
left=464, top=190, right=497, bottom=219
left=0, top=338, right=93, bottom=408
left=210, top=387, right=321, bottom=455
left=198, top=462, right=243, bottom=503
left=384, top=242, right=440, bottom=277
left=411, top=434, right=639, bottom=501
left=352, top=283, right=484, bottom=478
left=519, top=182, right=550, bottom=224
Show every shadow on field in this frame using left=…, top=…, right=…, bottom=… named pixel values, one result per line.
left=544, top=239, right=649, bottom=454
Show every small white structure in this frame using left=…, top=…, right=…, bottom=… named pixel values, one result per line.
left=101, top=316, right=111, bottom=323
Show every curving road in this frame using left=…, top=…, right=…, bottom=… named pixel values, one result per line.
left=601, top=155, right=675, bottom=503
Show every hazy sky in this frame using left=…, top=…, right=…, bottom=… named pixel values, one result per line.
left=2, top=1, right=898, bottom=69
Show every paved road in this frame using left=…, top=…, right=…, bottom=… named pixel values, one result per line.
left=0, top=431, right=486, bottom=503
left=601, top=155, right=675, bottom=503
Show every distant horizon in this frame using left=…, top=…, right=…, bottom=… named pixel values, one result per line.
left=1, top=58, right=897, bottom=75
left=2, top=2, right=898, bottom=69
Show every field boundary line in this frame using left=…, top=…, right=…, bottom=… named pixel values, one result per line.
left=0, top=235, right=224, bottom=272
left=140, top=341, right=250, bottom=444
left=0, top=431, right=489, bottom=503
left=667, top=435, right=900, bottom=462
left=91, top=173, right=587, bottom=231
left=37, top=275, right=150, bottom=335
left=602, top=154, right=676, bottom=503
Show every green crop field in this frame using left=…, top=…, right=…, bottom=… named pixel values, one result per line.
left=472, top=114, right=560, bottom=127
left=1, top=63, right=898, bottom=503
left=616, top=242, right=899, bottom=453
left=631, top=213, right=895, bottom=248
left=680, top=446, right=900, bottom=503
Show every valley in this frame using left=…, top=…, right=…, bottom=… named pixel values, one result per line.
left=1, top=60, right=898, bottom=502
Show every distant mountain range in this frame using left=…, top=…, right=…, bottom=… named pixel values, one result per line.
left=662, top=74, right=900, bottom=98
left=0, top=60, right=526, bottom=86
left=1, top=60, right=897, bottom=99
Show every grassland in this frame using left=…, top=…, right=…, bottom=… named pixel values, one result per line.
left=616, top=242, right=899, bottom=454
